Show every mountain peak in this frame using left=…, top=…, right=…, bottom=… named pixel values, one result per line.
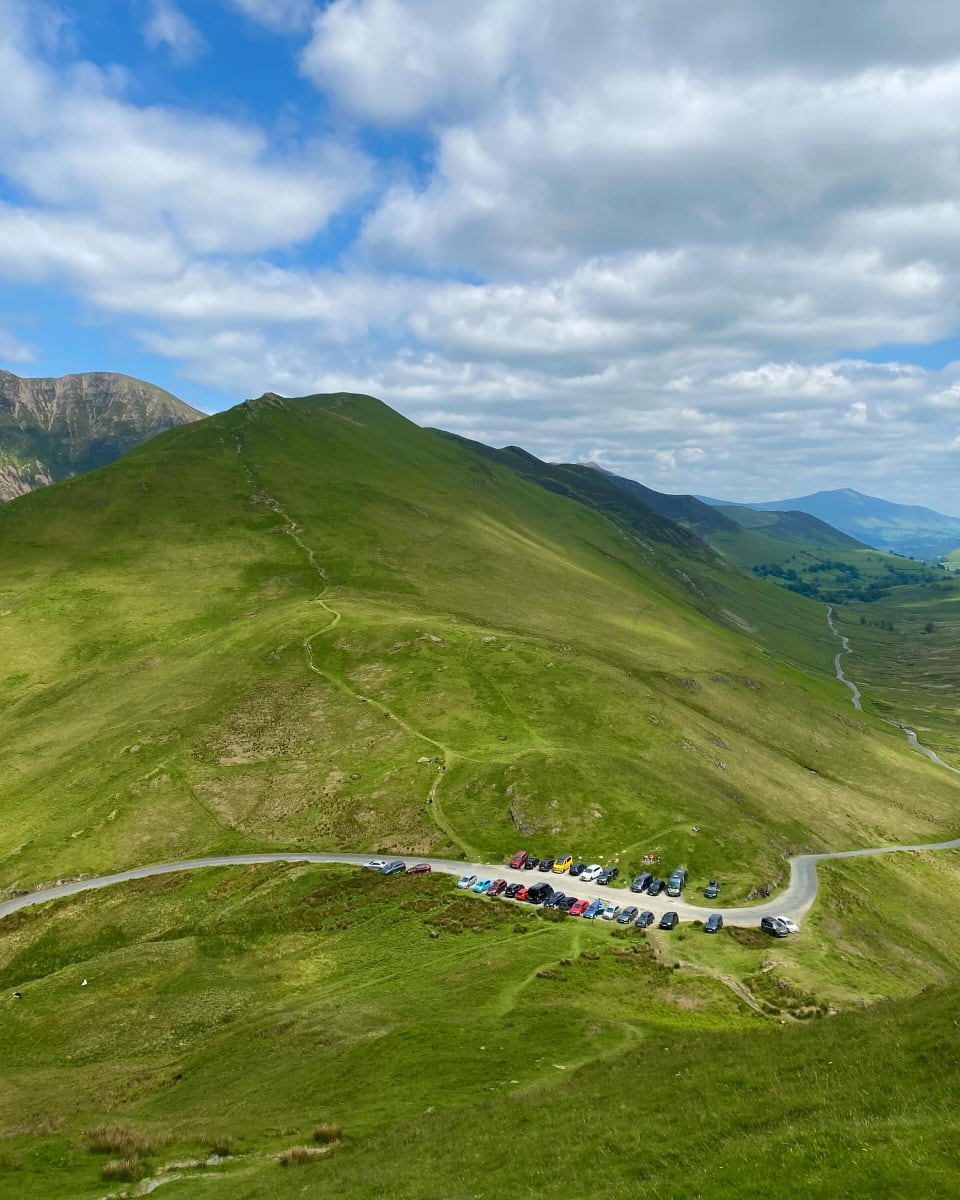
left=0, top=370, right=203, bottom=501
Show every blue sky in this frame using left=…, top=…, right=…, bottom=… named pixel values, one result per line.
left=3, top=0, right=960, bottom=510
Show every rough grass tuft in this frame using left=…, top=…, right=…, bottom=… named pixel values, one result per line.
left=279, top=1145, right=326, bottom=1165
left=87, top=1125, right=158, bottom=1155
left=101, top=1157, right=148, bottom=1182
left=313, top=1123, right=342, bottom=1144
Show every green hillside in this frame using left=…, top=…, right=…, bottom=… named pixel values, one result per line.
left=2, top=391, right=960, bottom=1197
left=1, top=392, right=957, bottom=900
left=705, top=507, right=943, bottom=603
left=2, top=860, right=960, bottom=1199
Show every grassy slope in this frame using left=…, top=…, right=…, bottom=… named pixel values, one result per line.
left=706, top=513, right=942, bottom=603
left=2, top=863, right=959, bottom=1199
left=834, top=578, right=960, bottom=765
left=0, top=393, right=957, bottom=902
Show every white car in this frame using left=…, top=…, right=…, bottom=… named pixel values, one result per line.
left=774, top=915, right=800, bottom=934
left=580, top=864, right=604, bottom=883
left=364, top=859, right=388, bottom=871
left=456, top=874, right=478, bottom=890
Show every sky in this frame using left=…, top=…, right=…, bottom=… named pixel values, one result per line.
left=3, top=1, right=960, bottom=510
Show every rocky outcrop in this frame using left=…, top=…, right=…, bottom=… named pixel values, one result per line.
left=0, top=371, right=203, bottom=500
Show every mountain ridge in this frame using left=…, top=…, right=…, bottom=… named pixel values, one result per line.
left=0, top=369, right=203, bottom=500
left=697, top=487, right=960, bottom=559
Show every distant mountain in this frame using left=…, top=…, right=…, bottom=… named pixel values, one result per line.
left=699, top=488, right=960, bottom=560
left=716, top=505, right=867, bottom=551
left=0, top=370, right=203, bottom=501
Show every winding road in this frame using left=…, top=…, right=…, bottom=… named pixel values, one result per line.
left=2, top=609, right=959, bottom=930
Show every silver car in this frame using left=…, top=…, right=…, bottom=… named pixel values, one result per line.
left=600, top=903, right=621, bottom=921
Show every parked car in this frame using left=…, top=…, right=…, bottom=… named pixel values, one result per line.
left=538, top=857, right=555, bottom=872
left=666, top=868, right=687, bottom=897
left=553, top=855, right=574, bottom=873
left=646, top=878, right=665, bottom=897
left=659, top=911, right=679, bottom=930
left=704, top=913, right=723, bottom=934
left=600, top=903, right=621, bottom=921
left=580, top=864, right=604, bottom=883
left=582, top=898, right=605, bottom=919
left=523, top=857, right=540, bottom=871
left=508, top=850, right=529, bottom=870
left=382, top=860, right=406, bottom=875
left=569, top=897, right=590, bottom=916
left=630, top=872, right=652, bottom=893
left=704, top=879, right=720, bottom=899
left=515, top=886, right=530, bottom=901
left=635, top=910, right=655, bottom=928
left=558, top=895, right=579, bottom=912
left=616, top=906, right=639, bottom=924
left=774, top=915, right=800, bottom=934
left=472, top=877, right=493, bottom=893
left=504, top=882, right=522, bottom=898
left=598, top=866, right=619, bottom=885
left=543, top=891, right=565, bottom=909
left=487, top=879, right=507, bottom=897
left=569, top=862, right=587, bottom=877
left=407, top=863, right=432, bottom=874
left=457, top=874, right=478, bottom=890
left=761, top=916, right=790, bottom=937
left=526, top=883, right=553, bottom=905
left=364, top=859, right=388, bottom=871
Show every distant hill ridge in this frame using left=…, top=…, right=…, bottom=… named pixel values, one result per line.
left=0, top=369, right=203, bottom=501
left=694, top=487, right=960, bottom=559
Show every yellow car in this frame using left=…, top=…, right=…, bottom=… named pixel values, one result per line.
left=553, top=854, right=573, bottom=874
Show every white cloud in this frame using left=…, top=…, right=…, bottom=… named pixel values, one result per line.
left=0, top=0, right=369, bottom=255
left=143, top=0, right=206, bottom=63
left=0, top=328, right=36, bottom=363
left=6, top=0, right=960, bottom=507
left=227, top=0, right=314, bottom=32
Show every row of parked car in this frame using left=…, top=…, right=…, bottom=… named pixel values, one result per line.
left=508, top=851, right=706, bottom=899
left=458, top=873, right=718, bottom=932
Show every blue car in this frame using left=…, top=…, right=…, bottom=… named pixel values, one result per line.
left=582, top=898, right=604, bottom=919
left=472, top=878, right=493, bottom=893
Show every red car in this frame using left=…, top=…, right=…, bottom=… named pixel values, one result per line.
left=487, top=879, right=507, bottom=897
left=508, top=850, right=529, bottom=869
left=515, top=885, right=529, bottom=901
left=569, top=898, right=590, bottom=916
left=406, top=863, right=432, bottom=875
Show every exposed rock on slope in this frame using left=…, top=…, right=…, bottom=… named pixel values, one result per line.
left=0, top=370, right=203, bottom=500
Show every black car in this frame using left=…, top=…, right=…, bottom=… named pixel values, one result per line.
left=598, top=866, right=619, bottom=885
left=524, top=857, right=539, bottom=871
left=704, top=913, right=723, bottom=933
left=543, top=891, right=565, bottom=909
left=704, top=879, right=720, bottom=900
left=381, top=860, right=406, bottom=875
left=630, top=872, right=652, bottom=893
left=504, top=882, right=522, bottom=898
left=646, top=878, right=665, bottom=897
left=761, top=916, right=790, bottom=937
left=538, top=857, right=555, bottom=872
left=569, top=862, right=586, bottom=877
left=558, top=895, right=579, bottom=911
left=635, top=910, right=655, bottom=928
left=526, top=882, right=553, bottom=905
left=616, top=905, right=639, bottom=924
left=659, top=911, right=679, bottom=930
